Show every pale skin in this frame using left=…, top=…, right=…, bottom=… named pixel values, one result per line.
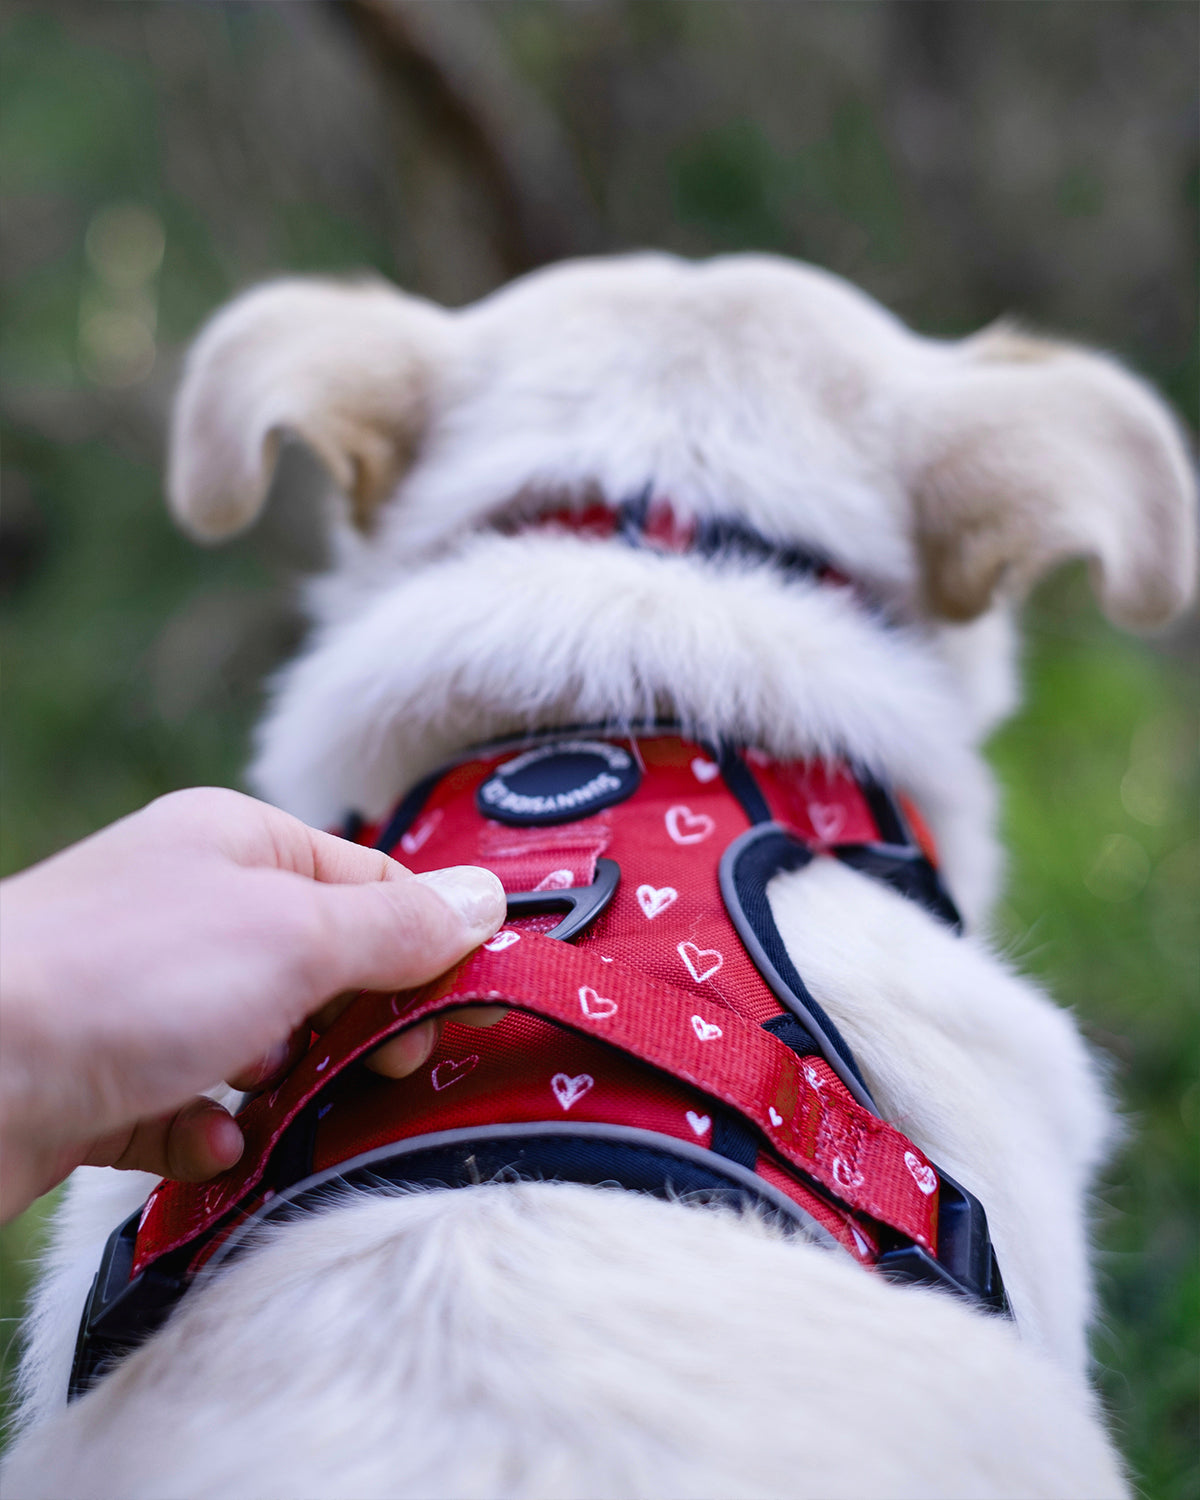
left=0, top=787, right=508, bottom=1224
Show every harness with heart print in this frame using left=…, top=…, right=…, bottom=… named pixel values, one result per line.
left=71, top=725, right=1009, bottom=1398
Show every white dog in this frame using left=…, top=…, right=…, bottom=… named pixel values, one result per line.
left=5, top=254, right=1196, bottom=1499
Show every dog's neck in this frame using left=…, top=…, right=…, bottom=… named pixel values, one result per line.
left=254, top=496, right=1008, bottom=925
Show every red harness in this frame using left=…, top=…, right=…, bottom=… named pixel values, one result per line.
left=71, top=729, right=1007, bottom=1398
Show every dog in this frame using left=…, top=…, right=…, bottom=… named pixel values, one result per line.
left=5, top=253, right=1196, bottom=1499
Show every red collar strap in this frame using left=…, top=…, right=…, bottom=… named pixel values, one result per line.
left=70, top=733, right=1006, bottom=1398
left=502, top=491, right=856, bottom=593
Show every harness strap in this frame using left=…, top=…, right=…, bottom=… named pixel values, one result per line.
left=134, top=930, right=939, bottom=1274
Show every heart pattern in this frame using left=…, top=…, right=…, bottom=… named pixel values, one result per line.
left=431, top=1055, right=479, bottom=1091
left=807, top=801, right=846, bottom=844
left=535, top=868, right=574, bottom=891
left=690, top=1014, right=723, bottom=1043
left=833, top=1155, right=865, bottom=1190
left=678, top=940, right=723, bottom=984
left=690, top=756, right=720, bottom=783
left=768, top=1106, right=783, bottom=1127
left=578, top=985, right=617, bottom=1020
left=483, top=929, right=520, bottom=953
left=904, top=1150, right=938, bottom=1195
left=400, top=809, right=443, bottom=855
left=685, top=1110, right=711, bottom=1136
left=636, top=883, right=678, bottom=920
left=665, top=805, right=716, bottom=846
left=551, top=1072, right=594, bottom=1111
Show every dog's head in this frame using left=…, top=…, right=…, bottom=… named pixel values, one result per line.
left=170, top=252, right=1195, bottom=629
left=165, top=255, right=1196, bottom=902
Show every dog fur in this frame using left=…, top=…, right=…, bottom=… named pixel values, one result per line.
left=5, top=253, right=1196, bottom=1499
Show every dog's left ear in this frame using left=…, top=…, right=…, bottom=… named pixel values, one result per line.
left=900, top=329, right=1197, bottom=628
left=168, top=278, right=450, bottom=539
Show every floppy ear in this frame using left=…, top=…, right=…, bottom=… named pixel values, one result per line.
left=900, top=328, right=1197, bottom=628
left=168, top=278, right=450, bottom=540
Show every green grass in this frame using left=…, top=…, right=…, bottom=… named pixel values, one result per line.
left=987, top=575, right=1199, bottom=1500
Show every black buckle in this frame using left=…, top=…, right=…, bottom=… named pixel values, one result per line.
left=69, top=1208, right=187, bottom=1400
left=504, top=857, right=620, bottom=941
left=877, top=1169, right=1010, bottom=1316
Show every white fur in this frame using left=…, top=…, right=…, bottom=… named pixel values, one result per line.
left=7, top=252, right=1195, bottom=1498
left=4, top=1189, right=1126, bottom=1500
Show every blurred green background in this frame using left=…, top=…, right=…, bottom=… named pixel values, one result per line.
left=1, top=2, right=1196, bottom=1493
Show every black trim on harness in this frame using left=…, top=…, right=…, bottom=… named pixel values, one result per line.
left=719, top=824, right=877, bottom=1114
left=69, top=1122, right=844, bottom=1400
left=716, top=744, right=773, bottom=825
left=856, top=772, right=910, bottom=846
left=835, top=843, right=963, bottom=932
left=761, top=1012, right=823, bottom=1058
left=372, top=767, right=443, bottom=855
left=709, top=1110, right=760, bottom=1169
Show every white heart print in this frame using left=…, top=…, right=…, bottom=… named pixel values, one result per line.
left=768, top=1106, right=783, bottom=1127
left=637, top=884, right=678, bottom=920
left=535, top=868, right=574, bottom=891
left=578, top=985, right=617, bottom=1019
left=685, top=1110, right=711, bottom=1136
left=552, top=1072, right=594, bottom=1111
left=483, top=929, right=520, bottom=953
left=690, top=1014, right=723, bottom=1042
left=431, top=1055, right=479, bottom=1091
left=807, top=801, right=846, bottom=844
left=678, top=940, right=723, bottom=984
left=690, top=757, right=720, bottom=783
left=400, top=809, right=443, bottom=855
left=833, top=1155, right=865, bottom=1190
left=665, top=805, right=716, bottom=845
left=904, top=1150, right=938, bottom=1195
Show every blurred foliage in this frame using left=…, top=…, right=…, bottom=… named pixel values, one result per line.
left=0, top=3, right=1196, bottom=1494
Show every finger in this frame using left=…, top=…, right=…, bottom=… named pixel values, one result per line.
left=362, top=1004, right=507, bottom=1077
left=86, top=1097, right=244, bottom=1181
left=153, top=789, right=413, bottom=886
left=226, top=1031, right=305, bottom=1093
left=364, top=1018, right=442, bottom=1079
left=304, top=865, right=506, bottom=997
left=443, top=1005, right=509, bottom=1028
left=309, top=991, right=359, bottom=1033
left=283, top=819, right=411, bottom=885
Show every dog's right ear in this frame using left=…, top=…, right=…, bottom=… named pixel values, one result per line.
left=168, top=279, right=450, bottom=540
left=900, top=329, right=1197, bottom=630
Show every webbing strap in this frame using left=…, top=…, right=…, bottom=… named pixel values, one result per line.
left=133, top=931, right=940, bottom=1275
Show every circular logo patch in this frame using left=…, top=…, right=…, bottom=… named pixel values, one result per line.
left=477, top=740, right=641, bottom=826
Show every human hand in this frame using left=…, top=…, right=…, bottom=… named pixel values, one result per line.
left=0, top=787, right=506, bottom=1223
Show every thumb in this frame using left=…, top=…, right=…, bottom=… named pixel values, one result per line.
left=305, top=865, right=506, bottom=999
